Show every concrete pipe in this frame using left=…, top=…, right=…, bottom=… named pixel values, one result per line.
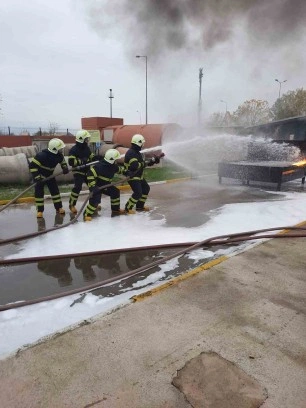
left=99, top=144, right=129, bottom=164
left=0, top=145, right=38, bottom=158
left=0, top=153, right=32, bottom=184
left=62, top=144, right=74, bottom=157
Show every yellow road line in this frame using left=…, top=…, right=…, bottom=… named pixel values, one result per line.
left=0, top=177, right=191, bottom=206
left=132, top=256, right=228, bottom=302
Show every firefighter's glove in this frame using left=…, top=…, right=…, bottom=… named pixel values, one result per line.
left=79, top=159, right=87, bottom=166
left=147, top=157, right=156, bottom=167
left=153, top=155, right=160, bottom=164
left=124, top=170, right=133, bottom=177
left=62, top=167, right=69, bottom=175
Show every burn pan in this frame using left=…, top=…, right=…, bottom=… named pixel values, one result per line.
left=218, top=160, right=306, bottom=191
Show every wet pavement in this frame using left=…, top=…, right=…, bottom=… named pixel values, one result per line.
left=0, top=226, right=305, bottom=407
left=0, top=176, right=294, bottom=305
left=0, top=177, right=306, bottom=407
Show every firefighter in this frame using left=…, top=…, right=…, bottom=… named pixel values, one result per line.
left=124, top=134, right=160, bottom=214
left=68, top=129, right=101, bottom=214
left=29, top=138, right=68, bottom=218
left=83, top=148, right=126, bottom=221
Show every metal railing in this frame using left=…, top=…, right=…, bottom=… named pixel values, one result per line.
left=0, top=126, right=79, bottom=136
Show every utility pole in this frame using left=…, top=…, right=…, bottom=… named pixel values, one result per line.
left=136, top=55, right=148, bottom=124
left=109, top=89, right=114, bottom=118
left=198, top=68, right=203, bottom=126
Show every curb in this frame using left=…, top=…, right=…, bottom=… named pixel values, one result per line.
left=132, top=256, right=228, bottom=302
left=131, top=219, right=306, bottom=303
left=0, top=177, right=191, bottom=206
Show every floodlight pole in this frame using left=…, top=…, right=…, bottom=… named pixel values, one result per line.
left=109, top=89, right=114, bottom=118
left=136, top=55, right=148, bottom=124
left=198, top=67, right=204, bottom=126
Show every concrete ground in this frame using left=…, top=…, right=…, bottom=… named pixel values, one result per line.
left=0, top=178, right=306, bottom=407
left=0, top=234, right=306, bottom=407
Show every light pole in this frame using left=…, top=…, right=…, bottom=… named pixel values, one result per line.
left=198, top=67, right=204, bottom=126
left=136, top=55, right=148, bottom=124
left=275, top=79, right=287, bottom=99
left=108, top=89, right=114, bottom=118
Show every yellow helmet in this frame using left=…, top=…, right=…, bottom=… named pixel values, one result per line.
left=48, top=138, right=65, bottom=154
left=76, top=129, right=91, bottom=143
left=131, top=134, right=145, bottom=147
left=104, top=149, right=121, bottom=164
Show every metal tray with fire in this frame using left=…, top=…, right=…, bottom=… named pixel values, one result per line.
left=218, top=159, right=306, bottom=191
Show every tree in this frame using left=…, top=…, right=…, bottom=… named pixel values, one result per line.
left=48, top=122, right=59, bottom=136
left=271, top=88, right=306, bottom=120
left=232, top=99, right=272, bottom=126
left=207, top=112, right=226, bottom=126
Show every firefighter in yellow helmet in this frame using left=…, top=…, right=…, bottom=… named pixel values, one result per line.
left=83, top=149, right=127, bottom=221
left=29, top=138, right=68, bottom=218
left=123, top=134, right=160, bottom=213
left=68, top=129, right=101, bottom=214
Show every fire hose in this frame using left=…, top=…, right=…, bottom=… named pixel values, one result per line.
left=0, top=225, right=306, bottom=311
left=0, top=153, right=166, bottom=245
left=0, top=160, right=100, bottom=213
left=0, top=174, right=130, bottom=246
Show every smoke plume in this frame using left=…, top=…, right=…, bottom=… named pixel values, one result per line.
left=85, top=0, right=306, bottom=57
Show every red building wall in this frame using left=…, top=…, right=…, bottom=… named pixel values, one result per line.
left=0, top=135, right=32, bottom=148
left=81, top=117, right=124, bottom=133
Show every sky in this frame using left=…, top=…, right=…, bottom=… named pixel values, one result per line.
left=0, top=0, right=305, bottom=131
left=1, top=188, right=306, bottom=359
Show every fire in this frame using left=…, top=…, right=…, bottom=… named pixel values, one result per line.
left=293, top=158, right=306, bottom=167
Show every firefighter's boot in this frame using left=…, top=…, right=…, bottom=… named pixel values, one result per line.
left=111, top=209, right=126, bottom=217
left=69, top=205, right=78, bottom=214
left=136, top=206, right=150, bottom=212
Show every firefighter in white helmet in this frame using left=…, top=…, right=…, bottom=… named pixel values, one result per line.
left=83, top=148, right=127, bottom=221
left=123, top=134, right=161, bottom=213
left=68, top=129, right=102, bottom=214
left=29, top=138, right=68, bottom=218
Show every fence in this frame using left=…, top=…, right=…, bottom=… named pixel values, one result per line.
left=0, top=126, right=79, bottom=137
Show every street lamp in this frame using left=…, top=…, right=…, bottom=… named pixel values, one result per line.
left=220, top=99, right=228, bottom=113
left=108, top=89, right=114, bottom=118
left=136, top=55, right=148, bottom=124
left=275, top=79, right=287, bottom=99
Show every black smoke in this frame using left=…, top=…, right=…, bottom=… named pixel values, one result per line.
left=85, top=0, right=306, bottom=57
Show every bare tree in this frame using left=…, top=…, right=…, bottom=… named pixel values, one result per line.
left=48, top=122, right=59, bottom=136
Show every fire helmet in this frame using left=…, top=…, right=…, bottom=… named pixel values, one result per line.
left=104, top=149, right=121, bottom=164
left=48, top=138, right=65, bottom=154
left=131, top=134, right=145, bottom=147
left=76, top=129, right=91, bottom=143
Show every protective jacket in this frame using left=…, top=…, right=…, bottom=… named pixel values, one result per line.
left=124, top=144, right=145, bottom=180
left=68, top=142, right=96, bottom=176
left=29, top=149, right=68, bottom=182
left=87, top=159, right=125, bottom=190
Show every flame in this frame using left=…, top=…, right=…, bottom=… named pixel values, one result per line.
left=293, top=158, right=306, bottom=167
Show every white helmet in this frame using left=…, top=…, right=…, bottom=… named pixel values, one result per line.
left=76, top=129, right=91, bottom=143
left=131, top=134, right=145, bottom=147
left=48, top=138, right=65, bottom=154
left=104, top=149, right=121, bottom=164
